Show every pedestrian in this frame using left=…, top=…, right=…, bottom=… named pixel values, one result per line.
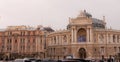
left=100, top=55, right=105, bottom=62
left=100, top=60, right=104, bottom=62
left=107, top=55, right=113, bottom=62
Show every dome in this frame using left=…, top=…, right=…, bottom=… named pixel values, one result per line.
left=92, top=18, right=105, bottom=29
left=67, top=10, right=106, bottom=29
left=79, top=10, right=106, bottom=29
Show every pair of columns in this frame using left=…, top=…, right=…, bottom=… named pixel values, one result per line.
left=71, top=27, right=92, bottom=43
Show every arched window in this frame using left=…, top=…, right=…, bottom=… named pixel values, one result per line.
left=77, top=28, right=86, bottom=42
left=63, top=47, right=67, bottom=55
left=15, top=39, right=17, bottom=43
left=63, top=35, right=67, bottom=43
left=99, top=34, right=104, bottom=42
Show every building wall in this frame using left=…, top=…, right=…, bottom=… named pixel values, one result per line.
left=0, top=26, right=49, bottom=59
left=47, top=29, right=120, bottom=60
left=0, top=11, right=120, bottom=60
left=46, top=11, right=120, bottom=60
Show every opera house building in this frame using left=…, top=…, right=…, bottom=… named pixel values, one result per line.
left=0, top=10, right=120, bottom=60
left=46, top=10, right=120, bottom=59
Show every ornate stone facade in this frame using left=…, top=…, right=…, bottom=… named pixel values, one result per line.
left=0, top=25, right=54, bottom=59
left=46, top=10, right=120, bottom=60
left=0, top=10, right=120, bottom=60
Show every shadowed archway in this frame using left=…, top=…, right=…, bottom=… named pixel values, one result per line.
left=79, top=48, right=86, bottom=59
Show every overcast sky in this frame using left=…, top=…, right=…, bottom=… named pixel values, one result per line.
left=0, top=0, right=120, bottom=30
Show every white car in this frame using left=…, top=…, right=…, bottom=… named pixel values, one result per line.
left=14, top=59, right=31, bottom=62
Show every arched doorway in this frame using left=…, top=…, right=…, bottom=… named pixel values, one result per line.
left=77, top=28, right=86, bottom=42
left=79, top=48, right=86, bottom=59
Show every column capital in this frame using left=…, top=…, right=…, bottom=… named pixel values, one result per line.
left=71, top=26, right=76, bottom=29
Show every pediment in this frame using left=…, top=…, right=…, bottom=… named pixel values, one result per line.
left=71, top=17, right=92, bottom=25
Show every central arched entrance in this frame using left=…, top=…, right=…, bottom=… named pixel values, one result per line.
left=79, top=48, right=86, bottom=59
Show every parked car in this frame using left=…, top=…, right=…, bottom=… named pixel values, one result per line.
left=24, top=58, right=36, bottom=62
left=58, top=60, right=80, bottom=62
left=14, top=59, right=31, bottom=62
left=41, top=59, right=56, bottom=62
left=67, top=58, right=86, bottom=62
left=36, top=59, right=41, bottom=62
left=85, top=60, right=92, bottom=62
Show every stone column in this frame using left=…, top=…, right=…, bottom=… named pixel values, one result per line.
left=110, top=34, right=113, bottom=43
left=59, top=35, right=61, bottom=44
left=4, top=39, right=7, bottom=52
left=59, top=36, right=61, bottom=45
left=98, top=34, right=100, bottom=43
left=90, top=28, right=93, bottom=42
left=52, top=37, right=54, bottom=45
left=57, top=36, right=59, bottom=44
left=74, top=28, right=77, bottom=43
left=25, top=38, right=27, bottom=53
left=103, top=34, right=105, bottom=44
left=71, top=29, right=74, bottom=43
left=35, top=38, right=37, bottom=53
left=87, top=28, right=90, bottom=42
left=36, top=36, right=40, bottom=53
left=61, top=36, right=63, bottom=45
left=66, top=35, right=68, bottom=44
left=57, top=36, right=59, bottom=45
left=119, top=35, right=120, bottom=43
left=115, top=35, right=117, bottom=43
left=59, top=35, right=61, bottom=45
left=59, top=35, right=60, bottom=45
left=61, top=35, right=63, bottom=45
left=106, top=33, right=108, bottom=44
left=11, top=38, right=14, bottom=52
left=18, top=39, right=20, bottom=53
left=57, top=36, right=58, bottom=44
left=107, top=34, right=110, bottom=43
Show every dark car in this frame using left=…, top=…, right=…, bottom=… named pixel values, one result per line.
left=36, top=59, right=42, bottom=62
left=67, top=58, right=87, bottom=62
left=58, top=60, right=80, bottom=62
left=41, top=59, right=57, bottom=62
left=85, top=60, right=92, bottom=62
